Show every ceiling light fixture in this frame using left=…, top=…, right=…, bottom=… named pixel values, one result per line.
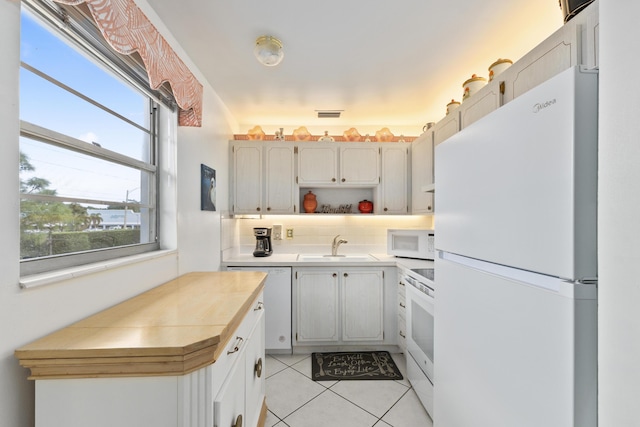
left=254, top=35, right=284, bottom=67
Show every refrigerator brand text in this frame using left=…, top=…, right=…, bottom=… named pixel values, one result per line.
left=532, top=98, right=557, bottom=113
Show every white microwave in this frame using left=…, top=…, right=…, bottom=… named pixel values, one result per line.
left=387, top=229, right=435, bottom=260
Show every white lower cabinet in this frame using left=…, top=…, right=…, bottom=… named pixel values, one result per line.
left=293, top=267, right=396, bottom=348
left=342, top=270, right=384, bottom=341
left=295, top=269, right=340, bottom=342
left=214, top=303, right=265, bottom=427
left=214, top=359, right=245, bottom=427
left=34, top=294, right=266, bottom=427
left=397, top=270, right=407, bottom=353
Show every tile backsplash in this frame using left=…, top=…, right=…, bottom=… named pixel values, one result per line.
left=222, top=215, right=433, bottom=254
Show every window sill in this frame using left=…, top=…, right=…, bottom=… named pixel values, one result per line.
left=19, top=249, right=178, bottom=289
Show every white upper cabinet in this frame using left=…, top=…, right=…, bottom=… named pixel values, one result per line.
left=231, top=140, right=411, bottom=215
left=297, top=143, right=379, bottom=186
left=232, top=142, right=263, bottom=214
left=264, top=144, right=296, bottom=214
left=380, top=143, right=409, bottom=214
left=411, top=133, right=434, bottom=214
left=297, top=144, right=338, bottom=185
left=231, top=142, right=296, bottom=214
left=339, top=145, right=380, bottom=186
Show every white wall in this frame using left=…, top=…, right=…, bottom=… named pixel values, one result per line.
left=598, top=1, right=640, bottom=425
left=0, top=1, right=234, bottom=426
left=174, top=90, right=233, bottom=274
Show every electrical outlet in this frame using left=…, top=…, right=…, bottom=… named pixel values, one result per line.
left=286, top=228, right=294, bottom=239
left=273, top=224, right=282, bottom=240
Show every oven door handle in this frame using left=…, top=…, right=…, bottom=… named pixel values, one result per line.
left=404, top=275, right=435, bottom=300
left=404, top=275, right=417, bottom=287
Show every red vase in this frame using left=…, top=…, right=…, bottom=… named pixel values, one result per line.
left=358, top=200, right=373, bottom=214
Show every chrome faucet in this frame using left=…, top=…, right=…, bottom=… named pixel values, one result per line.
left=331, top=234, right=348, bottom=256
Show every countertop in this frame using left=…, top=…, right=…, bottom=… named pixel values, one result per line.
left=15, top=271, right=266, bottom=379
left=222, top=250, right=434, bottom=270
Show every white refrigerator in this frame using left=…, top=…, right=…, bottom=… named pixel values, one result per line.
left=434, top=66, right=598, bottom=427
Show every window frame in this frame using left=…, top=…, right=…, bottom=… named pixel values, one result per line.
left=19, top=0, right=169, bottom=276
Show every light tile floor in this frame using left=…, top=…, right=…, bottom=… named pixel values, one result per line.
left=264, top=353, right=433, bottom=427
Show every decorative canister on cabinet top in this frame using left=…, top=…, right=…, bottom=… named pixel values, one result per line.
left=318, top=131, right=335, bottom=142
left=488, top=58, right=513, bottom=81
left=446, top=99, right=461, bottom=115
left=462, top=74, right=487, bottom=101
left=303, top=191, right=317, bottom=213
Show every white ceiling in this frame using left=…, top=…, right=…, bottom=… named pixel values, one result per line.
left=147, top=0, right=563, bottom=136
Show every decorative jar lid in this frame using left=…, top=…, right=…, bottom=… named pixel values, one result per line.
left=463, top=74, right=487, bottom=87
left=489, top=58, right=513, bottom=70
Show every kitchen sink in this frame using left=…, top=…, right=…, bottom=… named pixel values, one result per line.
left=297, top=254, right=378, bottom=262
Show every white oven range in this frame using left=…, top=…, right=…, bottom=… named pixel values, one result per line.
left=401, top=266, right=434, bottom=417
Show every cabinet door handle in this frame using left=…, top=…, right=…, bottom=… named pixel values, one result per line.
left=332, top=178, right=336, bottom=182
left=267, top=207, right=271, bottom=211
left=233, top=414, right=243, bottom=427
left=255, top=357, right=263, bottom=378
left=343, top=273, right=348, bottom=277
left=384, top=207, right=388, bottom=212
left=399, top=331, right=406, bottom=338
left=256, top=207, right=261, bottom=212
left=227, top=336, right=244, bottom=355
left=341, top=178, right=345, bottom=182
left=254, top=301, right=264, bottom=311
left=399, top=281, right=405, bottom=286
left=399, top=302, right=406, bottom=308
left=332, top=273, right=337, bottom=277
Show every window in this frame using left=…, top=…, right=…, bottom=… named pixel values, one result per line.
left=19, top=1, right=170, bottom=276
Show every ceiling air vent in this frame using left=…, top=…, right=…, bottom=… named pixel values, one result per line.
left=316, top=110, right=342, bottom=118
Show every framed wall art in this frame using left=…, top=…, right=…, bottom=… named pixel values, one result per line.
left=200, top=164, right=216, bottom=211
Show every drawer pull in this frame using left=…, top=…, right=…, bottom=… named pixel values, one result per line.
left=255, top=357, right=263, bottom=378
left=399, top=281, right=405, bottom=286
left=227, top=336, right=244, bottom=355
left=399, top=302, right=406, bottom=308
left=399, top=331, right=406, bottom=338
left=233, top=414, right=243, bottom=427
left=254, top=301, right=264, bottom=311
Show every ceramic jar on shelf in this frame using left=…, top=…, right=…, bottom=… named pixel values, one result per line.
left=446, top=99, right=461, bottom=115
left=358, top=200, right=373, bottom=214
left=462, top=74, right=487, bottom=101
left=303, top=191, right=317, bottom=213
left=488, top=58, right=513, bottom=81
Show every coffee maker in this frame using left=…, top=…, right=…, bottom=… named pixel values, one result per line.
left=253, top=227, right=273, bottom=257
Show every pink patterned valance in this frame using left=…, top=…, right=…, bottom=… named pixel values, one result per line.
left=54, top=0, right=203, bottom=127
